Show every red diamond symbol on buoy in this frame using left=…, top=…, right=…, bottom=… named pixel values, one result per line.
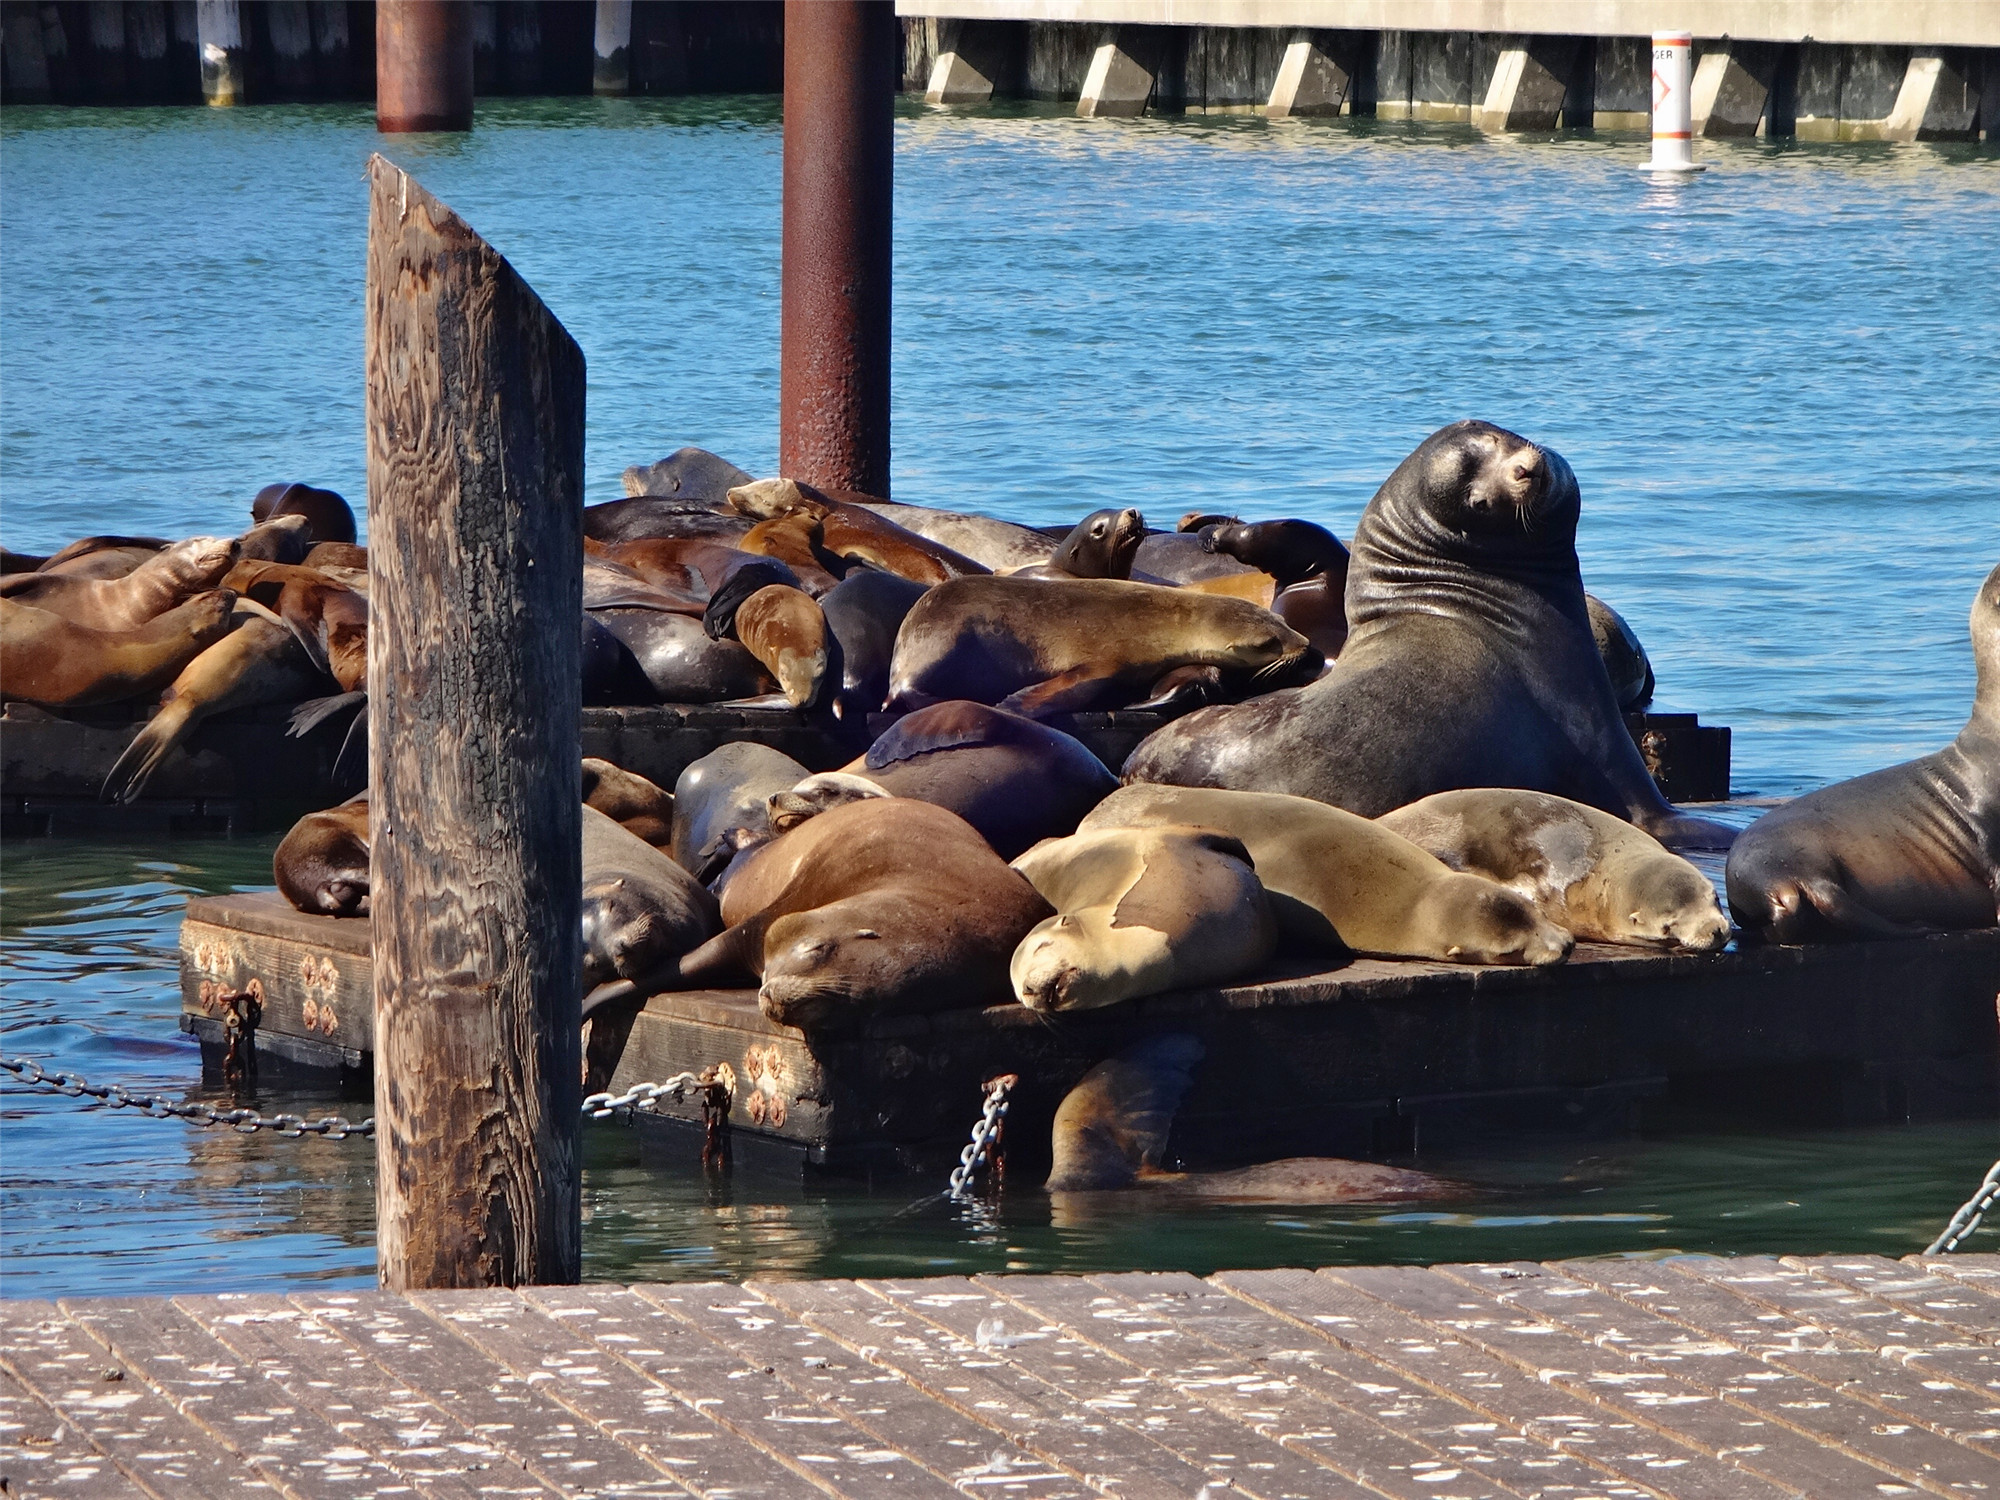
left=1653, top=68, right=1670, bottom=110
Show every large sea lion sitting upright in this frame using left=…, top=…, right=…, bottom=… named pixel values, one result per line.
left=1726, top=563, right=2000, bottom=942
left=1123, top=422, right=1735, bottom=850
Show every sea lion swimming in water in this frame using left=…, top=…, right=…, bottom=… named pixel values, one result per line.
left=1726, top=563, right=2000, bottom=943
left=0, top=591, right=237, bottom=708
left=1, top=535, right=240, bottom=631
left=1123, top=422, right=1737, bottom=851
left=886, top=576, right=1321, bottom=719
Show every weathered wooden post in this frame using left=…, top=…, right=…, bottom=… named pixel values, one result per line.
left=780, top=0, right=895, bottom=497
left=375, top=0, right=472, bottom=132
left=365, top=155, right=585, bottom=1290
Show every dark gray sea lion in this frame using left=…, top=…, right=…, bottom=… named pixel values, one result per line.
left=582, top=757, right=675, bottom=847
left=251, top=483, right=356, bottom=546
left=274, top=794, right=371, bottom=917
left=819, top=569, right=929, bottom=721
left=1, top=549, right=47, bottom=575
left=1, top=535, right=239, bottom=631
left=1586, top=594, right=1656, bottom=711
left=590, top=798, right=1052, bottom=1031
left=1204, top=518, right=1349, bottom=590
left=1123, top=421, right=1736, bottom=851
left=580, top=612, right=655, bottom=705
left=886, top=576, right=1320, bottom=719
left=581, top=805, right=721, bottom=989
left=591, top=608, right=775, bottom=705
left=0, top=591, right=237, bottom=708
left=1132, top=530, right=1260, bottom=585
left=1176, top=512, right=1237, bottom=533
left=1726, top=563, right=2000, bottom=942
left=622, top=446, right=756, bottom=501
left=851, top=700, right=1117, bottom=859
left=1046, top=1034, right=1462, bottom=1201
left=1011, top=508, right=1145, bottom=580
left=582, top=498, right=752, bottom=546
left=236, top=514, right=315, bottom=565
left=853, top=500, right=1056, bottom=573
left=671, top=743, right=812, bottom=882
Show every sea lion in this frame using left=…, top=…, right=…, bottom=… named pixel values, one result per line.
left=1379, top=788, right=1729, bottom=950
left=1131, top=530, right=1259, bottom=585
left=711, top=584, right=832, bottom=709
left=32, top=537, right=169, bottom=580
left=1009, top=826, right=1277, bottom=1011
left=236, top=514, right=315, bottom=565
left=849, top=700, right=1118, bottom=860
left=1269, top=576, right=1348, bottom=660
left=582, top=758, right=675, bottom=847
left=0, top=535, right=240, bottom=631
left=622, top=446, right=756, bottom=501
left=886, top=576, right=1320, bottom=719
left=766, top=771, right=888, bottom=835
left=581, top=805, right=721, bottom=989
left=1203, top=518, right=1349, bottom=589
left=277, top=577, right=368, bottom=691
left=738, top=513, right=845, bottom=596
left=1123, top=422, right=1737, bottom=851
left=1725, top=563, right=2000, bottom=943
left=819, top=569, right=929, bottom=721
left=1586, top=594, right=1656, bottom=711
left=590, top=608, right=775, bottom=705
left=1046, top=1034, right=1461, bottom=1202
left=1176, top=512, right=1236, bottom=533
left=251, top=482, right=356, bottom=546
left=582, top=497, right=753, bottom=546
left=2, top=549, right=48, bottom=575
left=1010, top=507, right=1145, bottom=581
left=853, top=500, right=1055, bottom=573
left=274, top=794, right=371, bottom=917
left=580, top=612, right=655, bottom=705
left=1080, top=784, right=1574, bottom=965
left=0, top=591, right=237, bottom=708
left=303, top=542, right=367, bottom=572
left=583, top=558, right=708, bottom=615
left=728, top=479, right=988, bottom=584
left=590, top=798, right=1052, bottom=1031
left=102, top=612, right=324, bottom=803
left=671, top=743, right=811, bottom=882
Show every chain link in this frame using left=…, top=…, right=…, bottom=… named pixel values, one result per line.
left=946, top=1073, right=1017, bottom=1200
left=1926, top=1158, right=2000, bottom=1255
left=1, top=1055, right=374, bottom=1138
left=583, top=1072, right=706, bottom=1118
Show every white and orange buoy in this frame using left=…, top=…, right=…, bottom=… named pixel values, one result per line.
left=1642, top=32, right=1706, bottom=173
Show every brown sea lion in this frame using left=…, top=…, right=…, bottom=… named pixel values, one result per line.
left=588, top=798, right=1052, bottom=1031
left=221, top=559, right=325, bottom=609
left=671, top=743, right=812, bottom=882
left=846, top=700, right=1118, bottom=860
left=1010, top=825, right=1277, bottom=1011
left=1009, top=507, right=1145, bottom=581
left=101, top=613, right=324, bottom=803
left=1270, top=575, right=1348, bottom=659
left=0, top=591, right=237, bottom=708
left=303, top=542, right=367, bottom=572
left=1380, top=788, right=1729, bottom=950
left=1726, top=563, right=2000, bottom=943
left=278, top=576, right=369, bottom=692
left=1047, top=1034, right=1462, bottom=1201
left=2, top=549, right=49, bottom=575
left=583, top=557, right=709, bottom=615
left=1081, top=784, right=1574, bottom=965
left=738, top=513, right=845, bottom=596
left=819, top=569, right=930, bottom=721
left=250, top=482, right=356, bottom=545
left=1123, top=422, right=1737, bottom=851
left=582, top=758, right=675, bottom=848
left=853, top=500, right=1055, bottom=573
left=1586, top=594, right=1656, bottom=711
left=728, top=479, right=988, bottom=584
left=885, top=575, right=1320, bottom=719
left=274, top=794, right=371, bottom=917
left=33, top=536, right=169, bottom=580
left=0, top=535, right=239, bottom=631
left=719, top=584, right=832, bottom=709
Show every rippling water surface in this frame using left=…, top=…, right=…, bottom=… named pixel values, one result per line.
left=3, top=99, right=1996, bottom=1297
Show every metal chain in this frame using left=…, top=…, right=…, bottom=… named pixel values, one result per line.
left=1926, top=1159, right=2000, bottom=1255
left=946, top=1073, right=1018, bottom=1200
left=0, top=1055, right=374, bottom=1138
left=583, top=1072, right=706, bottom=1118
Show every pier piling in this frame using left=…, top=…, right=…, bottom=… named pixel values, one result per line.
left=364, top=156, right=586, bottom=1290
left=375, top=0, right=471, bottom=132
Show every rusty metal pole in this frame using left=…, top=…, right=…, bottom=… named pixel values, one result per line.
left=376, top=0, right=472, bottom=133
left=780, top=0, right=894, bottom=497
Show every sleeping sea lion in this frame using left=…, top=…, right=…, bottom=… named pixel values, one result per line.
left=583, top=558, right=708, bottom=615
left=738, top=513, right=845, bottom=596
left=1725, top=562, right=2000, bottom=943
left=0, top=591, right=237, bottom=708
left=580, top=613, right=655, bottom=706
left=622, top=446, right=755, bottom=501
left=581, top=805, right=721, bottom=990
left=1586, top=594, right=1656, bottom=711
left=236, top=514, right=314, bottom=565
left=1123, top=422, right=1737, bottom=851
left=32, top=536, right=169, bottom=580
left=853, top=500, right=1055, bottom=573
left=590, top=798, right=1052, bottom=1031
left=1009, top=507, right=1145, bottom=581
left=1047, top=1034, right=1462, bottom=1202
left=849, top=700, right=1118, bottom=859
left=591, top=608, right=775, bottom=705
left=582, top=497, right=752, bottom=546
left=1009, top=826, right=1277, bottom=1011
left=671, top=743, right=811, bottom=882
left=251, top=482, right=356, bottom=545
left=711, top=584, right=832, bottom=709
left=886, top=576, right=1320, bottom=719
left=819, top=569, right=929, bottom=721
left=303, top=542, right=367, bottom=572
left=766, top=771, right=888, bottom=835
left=582, top=757, right=675, bottom=848
left=274, top=794, right=371, bottom=917
left=728, top=479, right=988, bottom=584
left=1081, top=784, right=1573, bottom=965
left=0, top=535, right=240, bottom=631
left=1379, top=788, right=1729, bottom=950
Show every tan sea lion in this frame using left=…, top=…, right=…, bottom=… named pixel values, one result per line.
left=582, top=758, right=675, bottom=848
left=886, top=576, right=1320, bottom=719
left=0, top=535, right=239, bottom=631
left=765, top=772, right=889, bottom=836
left=1379, top=788, right=1729, bottom=950
left=303, top=542, right=368, bottom=572
left=274, top=794, right=371, bottom=917
left=1081, top=784, right=1573, bottom=965
left=738, top=513, right=844, bottom=596
left=1727, top=562, right=2000, bottom=943
left=278, top=575, right=368, bottom=690
left=712, top=583, right=831, bottom=709
left=853, top=499, right=1055, bottom=573
left=33, top=536, right=168, bottom=580
left=585, top=798, right=1052, bottom=1031
left=1010, top=825, right=1277, bottom=1012
left=1047, top=1034, right=1462, bottom=1202
left=0, top=591, right=237, bottom=708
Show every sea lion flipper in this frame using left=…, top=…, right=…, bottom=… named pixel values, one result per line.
left=999, top=666, right=1121, bottom=720
left=866, top=700, right=1007, bottom=768
left=288, top=689, right=367, bottom=739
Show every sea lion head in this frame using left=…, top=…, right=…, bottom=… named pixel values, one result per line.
left=178, top=588, right=241, bottom=646
left=1203, top=518, right=1350, bottom=589
left=236, top=513, right=314, bottom=565
left=1416, top=420, right=1579, bottom=537
left=1205, top=603, right=1323, bottom=691
left=1421, top=873, right=1574, bottom=966
left=768, top=772, right=888, bottom=833
left=581, top=876, right=676, bottom=988
left=161, top=535, right=243, bottom=590
left=1608, top=853, right=1731, bottom=951
left=733, top=584, right=834, bottom=708
left=1050, top=507, right=1145, bottom=580
left=252, top=483, right=356, bottom=545
left=756, top=903, right=900, bottom=1030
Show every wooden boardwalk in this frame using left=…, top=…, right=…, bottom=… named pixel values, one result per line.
left=3, top=1252, right=1996, bottom=1498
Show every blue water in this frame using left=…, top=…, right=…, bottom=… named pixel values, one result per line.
left=3, top=99, right=1997, bottom=1298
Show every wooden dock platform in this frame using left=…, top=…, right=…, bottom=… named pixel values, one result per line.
left=4, top=1251, right=1996, bottom=1498
left=180, top=889, right=2000, bottom=1178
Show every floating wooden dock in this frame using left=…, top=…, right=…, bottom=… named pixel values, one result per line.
left=4, top=703, right=1726, bottom=838
left=4, top=1251, right=1997, bottom=1498
left=181, top=885, right=2000, bottom=1178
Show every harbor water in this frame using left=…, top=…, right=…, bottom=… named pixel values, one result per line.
left=3, top=98, right=1997, bottom=1297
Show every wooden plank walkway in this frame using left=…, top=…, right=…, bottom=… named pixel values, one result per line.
left=3, top=1253, right=1995, bottom=1498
